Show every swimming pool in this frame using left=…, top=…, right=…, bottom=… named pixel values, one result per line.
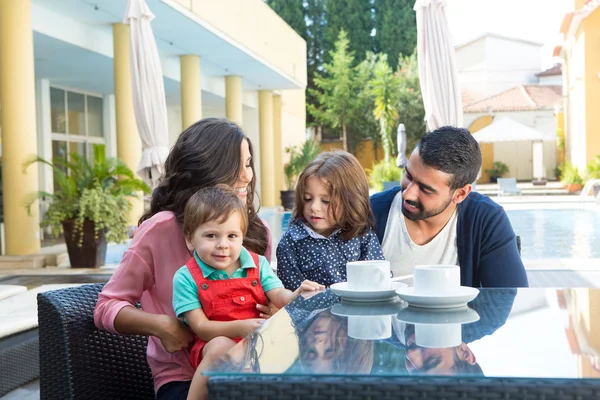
left=505, top=208, right=600, bottom=259
left=104, top=206, right=600, bottom=264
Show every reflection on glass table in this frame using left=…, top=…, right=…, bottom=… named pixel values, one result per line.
left=205, top=288, right=600, bottom=399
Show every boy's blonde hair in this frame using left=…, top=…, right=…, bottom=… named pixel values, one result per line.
left=183, top=184, right=248, bottom=240
left=292, top=150, right=375, bottom=241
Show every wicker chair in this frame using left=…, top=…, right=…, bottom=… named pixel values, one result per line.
left=37, top=283, right=155, bottom=400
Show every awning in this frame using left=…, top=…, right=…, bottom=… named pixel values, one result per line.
left=472, top=117, right=556, bottom=143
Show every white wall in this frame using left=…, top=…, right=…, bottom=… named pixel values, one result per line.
left=456, top=35, right=543, bottom=99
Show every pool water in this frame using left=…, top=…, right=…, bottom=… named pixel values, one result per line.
left=104, top=207, right=600, bottom=264
left=505, top=208, right=600, bottom=259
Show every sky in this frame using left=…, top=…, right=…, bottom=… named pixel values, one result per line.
left=445, top=0, right=574, bottom=70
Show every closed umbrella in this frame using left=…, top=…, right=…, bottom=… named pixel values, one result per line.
left=124, top=0, right=169, bottom=187
left=396, top=123, right=408, bottom=168
left=414, top=0, right=463, bottom=131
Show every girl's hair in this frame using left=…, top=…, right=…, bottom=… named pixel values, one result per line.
left=139, top=118, right=268, bottom=255
left=183, top=185, right=248, bottom=240
left=292, top=150, right=375, bottom=241
left=297, top=311, right=374, bottom=374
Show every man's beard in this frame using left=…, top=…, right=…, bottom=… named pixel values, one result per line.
left=401, top=196, right=454, bottom=221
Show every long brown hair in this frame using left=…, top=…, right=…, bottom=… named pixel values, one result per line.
left=140, top=118, right=268, bottom=255
left=292, top=150, right=375, bottom=241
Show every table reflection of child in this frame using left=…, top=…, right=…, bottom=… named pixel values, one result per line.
left=288, top=291, right=374, bottom=374
left=208, top=332, right=263, bottom=374
left=297, top=310, right=373, bottom=374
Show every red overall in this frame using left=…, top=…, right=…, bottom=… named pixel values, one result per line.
left=186, top=252, right=267, bottom=369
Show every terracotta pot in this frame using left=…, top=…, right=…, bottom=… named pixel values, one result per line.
left=565, top=183, right=583, bottom=192
left=280, top=190, right=295, bottom=211
left=62, top=219, right=107, bottom=268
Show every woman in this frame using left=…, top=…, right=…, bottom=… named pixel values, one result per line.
left=94, top=118, right=272, bottom=400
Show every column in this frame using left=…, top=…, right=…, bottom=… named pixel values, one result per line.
left=225, top=76, right=242, bottom=126
left=0, top=0, right=41, bottom=255
left=113, top=23, right=143, bottom=225
left=272, top=94, right=284, bottom=198
left=259, top=91, right=275, bottom=206
left=180, top=55, right=202, bottom=129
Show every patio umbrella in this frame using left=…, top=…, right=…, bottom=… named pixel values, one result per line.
left=414, top=0, right=463, bottom=131
left=124, top=0, right=169, bottom=187
left=396, top=123, right=408, bottom=168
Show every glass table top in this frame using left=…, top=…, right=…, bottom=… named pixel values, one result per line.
left=205, top=288, right=600, bottom=381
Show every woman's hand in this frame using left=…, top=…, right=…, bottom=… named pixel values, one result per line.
left=155, top=314, right=193, bottom=353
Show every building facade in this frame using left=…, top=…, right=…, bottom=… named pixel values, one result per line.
left=556, top=0, right=600, bottom=173
left=0, top=0, right=307, bottom=255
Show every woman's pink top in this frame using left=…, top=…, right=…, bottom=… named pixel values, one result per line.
left=94, top=211, right=271, bottom=393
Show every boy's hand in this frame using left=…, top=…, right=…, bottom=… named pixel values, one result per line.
left=293, top=280, right=325, bottom=297
left=237, top=318, right=265, bottom=337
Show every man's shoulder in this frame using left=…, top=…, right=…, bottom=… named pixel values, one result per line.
left=459, top=192, right=509, bottom=228
left=370, top=186, right=402, bottom=214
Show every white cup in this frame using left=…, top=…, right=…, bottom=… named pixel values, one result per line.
left=413, top=264, right=460, bottom=295
left=348, top=315, right=392, bottom=340
left=346, top=260, right=391, bottom=291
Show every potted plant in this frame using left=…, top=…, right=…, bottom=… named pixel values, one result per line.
left=586, top=155, right=600, bottom=197
left=281, top=140, right=320, bottom=210
left=368, top=160, right=403, bottom=192
left=484, top=161, right=509, bottom=183
left=561, top=162, right=585, bottom=192
left=23, top=144, right=150, bottom=268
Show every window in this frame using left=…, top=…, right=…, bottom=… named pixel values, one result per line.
left=50, top=87, right=105, bottom=189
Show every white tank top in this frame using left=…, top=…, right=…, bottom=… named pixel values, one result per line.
left=382, top=192, right=459, bottom=278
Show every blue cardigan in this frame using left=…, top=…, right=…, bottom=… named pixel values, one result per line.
left=370, top=187, right=528, bottom=288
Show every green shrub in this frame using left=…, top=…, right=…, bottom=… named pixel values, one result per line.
left=561, top=162, right=584, bottom=185
left=368, top=160, right=402, bottom=192
left=284, top=139, right=321, bottom=189
left=484, top=161, right=509, bottom=178
left=586, top=155, right=600, bottom=180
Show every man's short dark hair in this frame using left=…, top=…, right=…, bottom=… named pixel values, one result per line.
left=416, top=126, right=482, bottom=190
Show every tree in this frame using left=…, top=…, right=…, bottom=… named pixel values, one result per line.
left=396, top=53, right=426, bottom=155
left=324, top=0, right=374, bottom=64
left=265, top=0, right=306, bottom=39
left=308, top=30, right=356, bottom=151
left=305, top=0, right=326, bottom=127
left=370, top=53, right=400, bottom=163
left=374, top=0, right=417, bottom=68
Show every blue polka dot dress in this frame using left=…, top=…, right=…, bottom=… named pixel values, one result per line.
left=276, top=218, right=385, bottom=290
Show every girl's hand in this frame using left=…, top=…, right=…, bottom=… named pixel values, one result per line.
left=155, top=314, right=193, bottom=353
left=294, top=280, right=325, bottom=297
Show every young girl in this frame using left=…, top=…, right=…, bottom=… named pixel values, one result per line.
left=172, top=185, right=323, bottom=400
left=277, top=150, right=385, bottom=290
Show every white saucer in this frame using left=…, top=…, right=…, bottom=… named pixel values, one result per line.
left=330, top=281, right=408, bottom=303
left=331, top=300, right=404, bottom=317
left=396, top=306, right=480, bottom=325
left=395, top=286, right=479, bottom=309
